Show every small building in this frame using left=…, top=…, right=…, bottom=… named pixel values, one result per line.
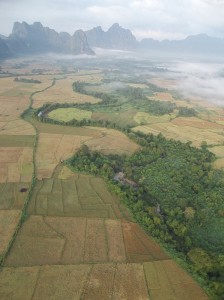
left=114, top=172, right=138, bottom=188
left=38, top=111, right=43, bottom=117
left=114, top=172, right=125, bottom=181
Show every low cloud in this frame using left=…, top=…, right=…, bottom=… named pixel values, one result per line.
left=163, top=61, right=224, bottom=105
left=1, top=0, right=224, bottom=40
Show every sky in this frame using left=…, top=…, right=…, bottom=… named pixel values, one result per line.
left=0, top=0, right=224, bottom=40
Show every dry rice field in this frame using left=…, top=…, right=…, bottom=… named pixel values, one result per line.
left=2, top=166, right=209, bottom=299
left=133, top=119, right=224, bottom=147
left=2, top=167, right=208, bottom=298
left=32, top=75, right=102, bottom=108
left=4, top=215, right=171, bottom=266
left=149, top=91, right=194, bottom=108
left=0, top=147, right=33, bottom=183
left=0, top=262, right=208, bottom=300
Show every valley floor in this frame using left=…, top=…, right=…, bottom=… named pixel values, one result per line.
left=0, top=61, right=212, bottom=299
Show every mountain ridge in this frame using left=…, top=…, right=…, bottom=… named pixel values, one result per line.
left=85, top=23, right=137, bottom=50
left=1, top=21, right=94, bottom=59
left=1, top=21, right=224, bottom=59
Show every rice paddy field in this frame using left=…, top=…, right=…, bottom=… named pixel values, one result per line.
left=0, top=58, right=212, bottom=299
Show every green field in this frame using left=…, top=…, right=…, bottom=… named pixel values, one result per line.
left=48, top=107, right=92, bottom=122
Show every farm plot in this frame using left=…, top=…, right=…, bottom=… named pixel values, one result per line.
left=209, top=145, right=224, bottom=158
left=172, top=117, right=224, bottom=130
left=0, top=135, right=35, bottom=147
left=0, top=76, right=52, bottom=120
left=149, top=91, right=194, bottom=108
left=36, top=133, right=91, bottom=179
left=134, top=112, right=172, bottom=125
left=144, top=260, right=209, bottom=300
left=0, top=119, right=35, bottom=136
left=85, top=127, right=140, bottom=155
left=213, top=158, right=224, bottom=169
left=28, top=174, right=127, bottom=219
left=4, top=216, right=170, bottom=267
left=209, top=145, right=224, bottom=169
left=36, top=127, right=139, bottom=179
left=0, top=210, right=21, bottom=257
left=122, top=221, right=169, bottom=263
left=0, top=262, right=209, bottom=300
left=32, top=76, right=101, bottom=108
left=0, top=147, right=33, bottom=183
left=133, top=121, right=224, bottom=147
left=0, top=182, right=30, bottom=210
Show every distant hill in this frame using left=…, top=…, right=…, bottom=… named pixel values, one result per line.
left=1, top=21, right=224, bottom=59
left=139, top=33, right=224, bottom=55
left=0, top=38, right=12, bottom=59
left=0, top=21, right=94, bottom=59
left=85, top=23, right=137, bottom=50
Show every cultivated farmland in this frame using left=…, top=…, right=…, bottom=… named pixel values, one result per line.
left=32, top=75, right=102, bottom=108
left=0, top=58, right=211, bottom=300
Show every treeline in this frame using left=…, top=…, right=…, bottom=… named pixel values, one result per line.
left=68, top=131, right=224, bottom=299
left=72, top=81, right=118, bottom=105
left=14, top=77, right=41, bottom=84
left=36, top=103, right=133, bottom=132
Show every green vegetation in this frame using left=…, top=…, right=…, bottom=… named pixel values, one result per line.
left=178, top=107, right=197, bottom=117
left=68, top=131, right=224, bottom=299
left=14, top=77, right=41, bottom=84
left=71, top=81, right=178, bottom=128
left=48, top=107, right=92, bottom=122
